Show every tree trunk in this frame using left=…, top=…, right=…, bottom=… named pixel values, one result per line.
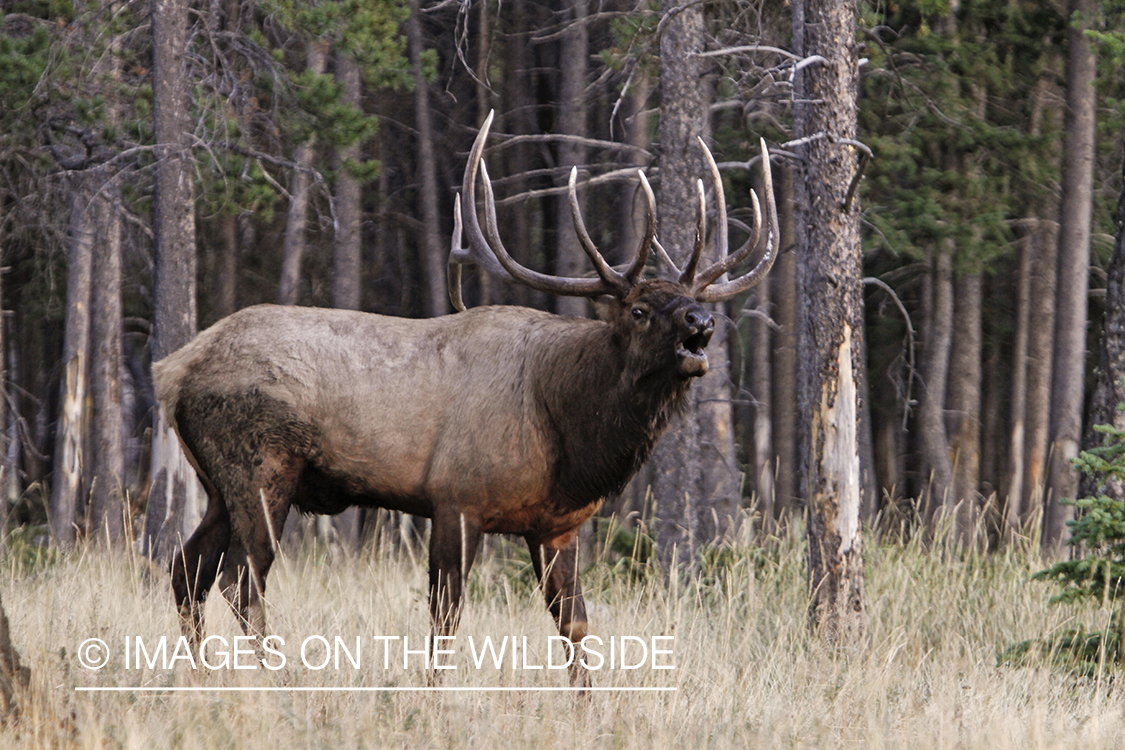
left=750, top=282, right=774, bottom=525
left=919, top=246, right=954, bottom=526
left=277, top=40, right=329, bottom=307
left=554, top=0, right=589, bottom=319
left=144, top=0, right=200, bottom=561
left=947, top=272, right=982, bottom=545
left=1082, top=158, right=1125, bottom=500
left=88, top=183, right=125, bottom=545
left=50, top=180, right=95, bottom=549
left=408, top=0, right=446, bottom=319
left=1023, top=217, right=1058, bottom=531
left=0, top=211, right=8, bottom=546
left=88, top=13, right=126, bottom=545
left=1004, top=233, right=1033, bottom=540
left=771, top=163, right=798, bottom=524
left=793, top=0, right=867, bottom=643
left=1044, top=0, right=1097, bottom=553
left=652, top=0, right=740, bottom=572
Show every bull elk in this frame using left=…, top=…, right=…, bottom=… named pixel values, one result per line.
left=159, top=111, right=777, bottom=685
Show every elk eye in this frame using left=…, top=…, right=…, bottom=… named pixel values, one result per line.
left=631, top=307, right=647, bottom=321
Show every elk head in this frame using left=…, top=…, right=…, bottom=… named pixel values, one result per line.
left=449, top=110, right=779, bottom=380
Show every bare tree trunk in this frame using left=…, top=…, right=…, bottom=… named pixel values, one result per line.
left=1024, top=217, right=1058, bottom=531
left=919, top=246, right=953, bottom=526
left=408, top=0, right=446, bottom=319
left=652, top=0, right=740, bottom=572
left=89, top=13, right=126, bottom=545
left=1044, top=0, right=1097, bottom=553
left=88, top=182, right=125, bottom=545
left=144, top=0, right=199, bottom=561
left=50, top=180, right=95, bottom=549
left=0, top=217, right=8, bottom=546
left=750, top=281, right=774, bottom=526
left=947, top=272, right=982, bottom=545
left=771, top=164, right=798, bottom=524
left=1081, top=157, right=1125, bottom=501
left=213, top=215, right=238, bottom=321
left=793, top=0, right=867, bottom=643
left=554, top=0, right=589, bottom=319
left=1004, top=233, right=1032, bottom=540
left=277, top=40, right=329, bottom=307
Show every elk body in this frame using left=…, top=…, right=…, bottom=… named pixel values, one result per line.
left=161, top=112, right=776, bottom=685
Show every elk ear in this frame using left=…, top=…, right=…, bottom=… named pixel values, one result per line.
left=592, top=295, right=620, bottom=323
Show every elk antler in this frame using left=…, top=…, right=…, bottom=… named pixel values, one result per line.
left=453, top=110, right=657, bottom=302
left=690, top=138, right=778, bottom=303
left=449, top=112, right=777, bottom=309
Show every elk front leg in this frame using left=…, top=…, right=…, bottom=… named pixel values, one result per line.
left=527, top=531, right=590, bottom=688
left=428, top=510, right=482, bottom=638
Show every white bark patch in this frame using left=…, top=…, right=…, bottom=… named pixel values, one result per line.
left=152, top=406, right=202, bottom=537
left=820, top=324, right=861, bottom=555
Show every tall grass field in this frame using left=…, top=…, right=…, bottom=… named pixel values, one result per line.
left=0, top=522, right=1122, bottom=749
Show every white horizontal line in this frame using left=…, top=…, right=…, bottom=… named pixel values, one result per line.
left=75, top=686, right=675, bottom=693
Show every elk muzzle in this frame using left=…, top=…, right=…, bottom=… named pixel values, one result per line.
left=674, top=303, right=714, bottom=378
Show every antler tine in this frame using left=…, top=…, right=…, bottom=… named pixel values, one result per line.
left=694, top=138, right=779, bottom=303
left=480, top=161, right=617, bottom=297
left=624, top=170, right=657, bottom=283
left=456, top=110, right=518, bottom=281
left=448, top=193, right=467, bottom=312
left=459, top=110, right=619, bottom=299
left=652, top=237, right=681, bottom=277
left=567, top=167, right=629, bottom=294
left=692, top=190, right=762, bottom=293
left=677, top=178, right=707, bottom=286
left=691, top=135, right=746, bottom=292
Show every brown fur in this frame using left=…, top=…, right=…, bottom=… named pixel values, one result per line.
left=161, top=279, right=713, bottom=685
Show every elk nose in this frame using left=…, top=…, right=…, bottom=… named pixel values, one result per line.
left=683, top=307, right=714, bottom=334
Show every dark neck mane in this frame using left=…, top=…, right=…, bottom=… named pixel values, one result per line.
left=533, top=321, right=692, bottom=509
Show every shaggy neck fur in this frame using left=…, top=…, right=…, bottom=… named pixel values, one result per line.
left=533, top=318, right=694, bottom=510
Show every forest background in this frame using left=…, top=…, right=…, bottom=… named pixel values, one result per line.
left=0, top=0, right=1124, bottom=572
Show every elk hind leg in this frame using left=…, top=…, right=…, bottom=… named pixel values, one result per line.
left=217, top=450, right=298, bottom=640
left=170, top=481, right=231, bottom=647
left=528, top=531, right=590, bottom=687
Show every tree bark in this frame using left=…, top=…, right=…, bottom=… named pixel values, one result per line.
left=554, top=0, right=589, bottom=319
left=0, top=212, right=8, bottom=546
left=277, top=40, right=329, bottom=307
left=919, top=246, right=954, bottom=525
left=50, top=180, right=95, bottom=549
left=1082, top=158, right=1125, bottom=501
left=1044, top=0, right=1097, bottom=553
left=651, top=0, right=740, bottom=572
left=88, top=183, right=125, bottom=545
left=750, top=282, right=774, bottom=524
left=408, top=0, right=446, bottom=319
left=947, top=272, right=982, bottom=545
left=1004, top=233, right=1033, bottom=540
left=771, top=164, right=798, bottom=523
left=144, top=0, right=200, bottom=561
left=1023, top=217, right=1058, bottom=530
left=793, top=0, right=867, bottom=642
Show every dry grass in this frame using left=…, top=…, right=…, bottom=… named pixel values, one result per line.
left=0, top=524, right=1122, bottom=749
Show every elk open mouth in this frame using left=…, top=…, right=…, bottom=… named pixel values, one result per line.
left=676, top=329, right=712, bottom=377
